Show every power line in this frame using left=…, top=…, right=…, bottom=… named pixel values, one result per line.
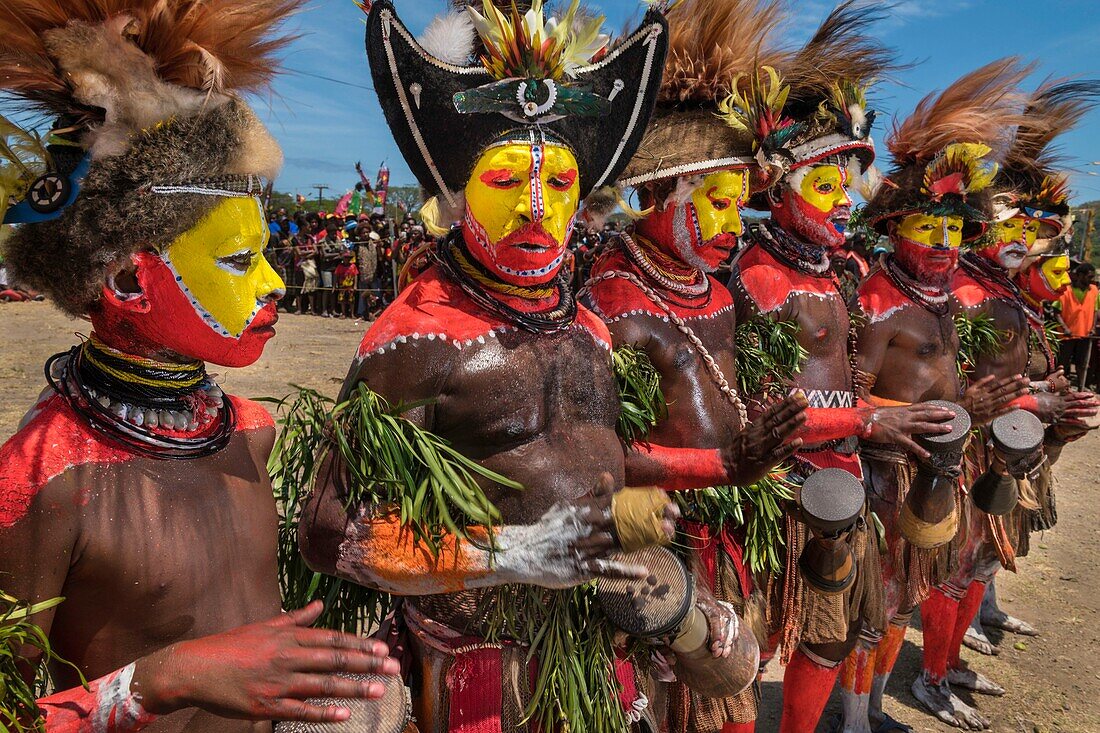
left=284, top=67, right=376, bottom=93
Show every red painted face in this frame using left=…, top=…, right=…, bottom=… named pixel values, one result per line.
left=92, top=252, right=281, bottom=368
left=89, top=198, right=284, bottom=367
left=892, top=236, right=959, bottom=289
left=770, top=163, right=852, bottom=250
left=635, top=170, right=748, bottom=272
left=462, top=142, right=580, bottom=286
left=1018, top=254, right=1072, bottom=303
left=891, top=213, right=963, bottom=289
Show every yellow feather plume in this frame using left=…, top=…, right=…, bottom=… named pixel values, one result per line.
left=467, top=0, right=607, bottom=80
left=0, top=115, right=50, bottom=224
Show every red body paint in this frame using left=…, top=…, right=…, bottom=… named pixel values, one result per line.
left=779, top=648, right=842, bottom=733
left=36, top=664, right=158, bottom=733
left=735, top=245, right=837, bottom=315
left=952, top=268, right=1009, bottom=309
left=356, top=266, right=611, bottom=358
left=628, top=442, right=728, bottom=490
left=948, top=580, right=987, bottom=670
left=873, top=623, right=906, bottom=678
left=920, top=589, right=956, bottom=682
left=796, top=407, right=870, bottom=445
left=586, top=247, right=735, bottom=322
left=857, top=269, right=922, bottom=324
left=0, top=394, right=272, bottom=529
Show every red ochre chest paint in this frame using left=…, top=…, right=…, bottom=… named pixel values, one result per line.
left=734, top=244, right=839, bottom=315
left=586, top=247, right=735, bottom=323
left=355, top=265, right=612, bottom=358
left=0, top=393, right=272, bottom=528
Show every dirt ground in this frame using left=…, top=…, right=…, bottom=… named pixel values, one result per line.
left=1, top=301, right=1097, bottom=732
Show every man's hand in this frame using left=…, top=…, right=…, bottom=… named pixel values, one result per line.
left=495, top=473, right=679, bottom=589
left=694, top=580, right=741, bottom=659
left=723, top=392, right=808, bottom=486
left=133, top=602, right=399, bottom=723
left=866, top=403, right=957, bottom=460
left=1028, top=391, right=1071, bottom=424
left=960, top=374, right=1030, bottom=426
left=1053, top=391, right=1100, bottom=430
left=1046, top=368, right=1070, bottom=394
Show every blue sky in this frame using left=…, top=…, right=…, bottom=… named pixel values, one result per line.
left=255, top=0, right=1100, bottom=204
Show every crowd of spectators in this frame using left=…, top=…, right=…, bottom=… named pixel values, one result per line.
left=264, top=208, right=431, bottom=319
left=263, top=208, right=630, bottom=318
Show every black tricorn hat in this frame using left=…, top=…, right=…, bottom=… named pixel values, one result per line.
left=365, top=0, right=668, bottom=211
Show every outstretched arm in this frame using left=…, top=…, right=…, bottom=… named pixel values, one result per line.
left=299, top=346, right=669, bottom=594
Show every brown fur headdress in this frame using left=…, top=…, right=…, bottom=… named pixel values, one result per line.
left=619, top=0, right=787, bottom=188
left=990, top=79, right=1100, bottom=237
left=864, top=58, right=1033, bottom=240
left=0, top=0, right=295, bottom=315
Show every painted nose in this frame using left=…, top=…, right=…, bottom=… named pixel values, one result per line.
left=256, top=257, right=286, bottom=303
left=515, top=178, right=544, bottom=224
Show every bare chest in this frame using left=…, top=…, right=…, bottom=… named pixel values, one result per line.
left=52, top=436, right=281, bottom=677
left=640, top=313, right=741, bottom=445
left=432, top=329, right=623, bottom=521
left=881, top=307, right=961, bottom=401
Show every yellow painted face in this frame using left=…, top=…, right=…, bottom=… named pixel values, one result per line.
left=465, top=142, right=579, bottom=246
left=798, top=164, right=852, bottom=214
left=1042, top=254, right=1072, bottom=293
left=163, top=197, right=285, bottom=338
left=895, top=213, right=965, bottom=249
left=997, top=215, right=1041, bottom=248
left=691, top=169, right=749, bottom=240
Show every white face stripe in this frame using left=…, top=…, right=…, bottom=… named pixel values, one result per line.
left=529, top=143, right=545, bottom=223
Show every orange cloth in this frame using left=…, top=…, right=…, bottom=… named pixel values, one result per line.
left=1059, top=284, right=1098, bottom=338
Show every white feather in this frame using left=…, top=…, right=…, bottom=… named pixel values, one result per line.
left=418, top=12, right=476, bottom=66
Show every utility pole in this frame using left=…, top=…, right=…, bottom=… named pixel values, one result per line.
left=312, top=184, right=329, bottom=210
left=1084, top=208, right=1096, bottom=264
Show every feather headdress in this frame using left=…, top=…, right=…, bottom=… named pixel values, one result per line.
left=0, top=0, right=296, bottom=157
left=718, top=0, right=900, bottom=211
left=619, top=0, right=788, bottom=188
left=864, top=58, right=1033, bottom=240
left=0, top=0, right=295, bottom=315
left=991, top=79, right=1100, bottom=236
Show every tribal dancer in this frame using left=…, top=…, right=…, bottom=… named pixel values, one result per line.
left=725, top=5, right=954, bottom=732
left=919, top=79, right=1100, bottom=725
left=959, top=81, right=1100, bottom=660
left=850, top=59, right=1033, bottom=733
left=582, top=2, right=809, bottom=731
left=297, top=2, right=683, bottom=732
left=0, top=2, right=398, bottom=732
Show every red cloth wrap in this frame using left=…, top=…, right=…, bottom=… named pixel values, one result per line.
left=446, top=646, right=507, bottom=733
left=681, top=520, right=752, bottom=600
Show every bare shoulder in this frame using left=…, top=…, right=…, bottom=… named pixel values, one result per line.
left=0, top=395, right=132, bottom=531
left=731, top=245, right=794, bottom=315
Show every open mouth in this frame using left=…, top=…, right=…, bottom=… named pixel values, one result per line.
left=829, top=213, right=851, bottom=233
left=515, top=242, right=550, bottom=253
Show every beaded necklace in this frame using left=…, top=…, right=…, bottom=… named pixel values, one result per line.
left=882, top=254, right=951, bottom=317
left=621, top=232, right=710, bottom=297
left=45, top=335, right=234, bottom=459
left=436, top=230, right=577, bottom=333
left=753, top=220, right=831, bottom=276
